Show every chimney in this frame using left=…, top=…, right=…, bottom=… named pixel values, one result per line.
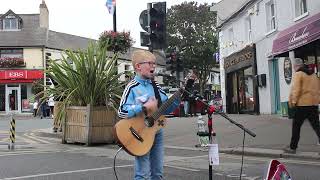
left=39, top=0, right=49, bottom=29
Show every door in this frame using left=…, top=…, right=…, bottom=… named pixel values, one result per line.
left=5, top=85, right=21, bottom=113
left=271, top=59, right=281, bottom=114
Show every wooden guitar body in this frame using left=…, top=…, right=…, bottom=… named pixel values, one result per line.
left=114, top=113, right=166, bottom=156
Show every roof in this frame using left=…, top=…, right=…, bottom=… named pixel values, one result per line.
left=0, top=12, right=93, bottom=50
left=0, top=10, right=166, bottom=64
left=210, top=0, right=252, bottom=28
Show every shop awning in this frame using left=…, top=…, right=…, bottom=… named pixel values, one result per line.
left=272, top=12, right=320, bottom=56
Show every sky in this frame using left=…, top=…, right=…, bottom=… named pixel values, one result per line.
left=0, top=0, right=220, bottom=48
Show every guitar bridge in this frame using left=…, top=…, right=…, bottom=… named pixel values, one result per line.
left=129, top=127, right=144, bottom=142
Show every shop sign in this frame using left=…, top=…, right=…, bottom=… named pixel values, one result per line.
left=272, top=12, right=320, bottom=56
left=224, top=45, right=255, bottom=73
left=6, top=70, right=26, bottom=79
left=283, top=57, right=292, bottom=84
left=0, top=70, right=43, bottom=80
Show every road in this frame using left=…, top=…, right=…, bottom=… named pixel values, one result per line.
left=0, top=117, right=56, bottom=147
left=0, top=116, right=319, bottom=179
left=0, top=145, right=319, bottom=180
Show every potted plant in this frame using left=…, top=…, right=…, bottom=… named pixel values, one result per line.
left=41, top=42, right=125, bottom=145
left=99, top=30, right=134, bottom=54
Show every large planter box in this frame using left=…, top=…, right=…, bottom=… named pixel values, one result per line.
left=62, top=104, right=116, bottom=145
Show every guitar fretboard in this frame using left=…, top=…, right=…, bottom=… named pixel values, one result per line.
left=150, top=89, right=182, bottom=120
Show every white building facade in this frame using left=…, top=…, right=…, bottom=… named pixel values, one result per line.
left=212, top=0, right=320, bottom=115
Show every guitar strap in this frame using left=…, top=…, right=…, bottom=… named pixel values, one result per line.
left=151, top=80, right=162, bottom=108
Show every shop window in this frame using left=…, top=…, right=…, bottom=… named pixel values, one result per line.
left=294, top=0, right=308, bottom=18
left=21, top=85, right=31, bottom=112
left=0, top=85, right=5, bottom=111
left=265, top=0, right=276, bottom=33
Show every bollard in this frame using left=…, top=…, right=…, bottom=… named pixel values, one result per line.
left=8, top=117, right=15, bottom=150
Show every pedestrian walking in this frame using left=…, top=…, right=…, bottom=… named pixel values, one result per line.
left=33, top=100, right=39, bottom=117
left=48, top=97, right=55, bottom=118
left=41, top=100, right=48, bottom=119
left=182, top=70, right=197, bottom=117
left=284, top=58, right=320, bottom=154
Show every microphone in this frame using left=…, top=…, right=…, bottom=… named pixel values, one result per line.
left=155, top=73, right=174, bottom=77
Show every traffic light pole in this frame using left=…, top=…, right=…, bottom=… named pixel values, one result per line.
left=113, top=6, right=117, bottom=32
left=147, top=3, right=153, bottom=53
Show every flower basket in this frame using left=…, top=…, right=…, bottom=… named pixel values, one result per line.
left=99, top=30, right=134, bottom=54
left=0, top=57, right=25, bottom=68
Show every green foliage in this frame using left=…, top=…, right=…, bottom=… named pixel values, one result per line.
left=39, top=42, right=125, bottom=111
left=166, top=1, right=218, bottom=94
left=31, top=79, right=44, bottom=96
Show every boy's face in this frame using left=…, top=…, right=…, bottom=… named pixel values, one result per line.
left=135, top=58, right=156, bottom=79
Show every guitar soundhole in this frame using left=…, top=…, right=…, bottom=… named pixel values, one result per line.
left=144, top=117, right=154, bottom=127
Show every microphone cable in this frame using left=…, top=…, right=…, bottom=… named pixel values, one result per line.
left=113, top=146, right=123, bottom=180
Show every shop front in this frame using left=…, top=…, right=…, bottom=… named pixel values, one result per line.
left=0, top=70, right=43, bottom=114
left=224, top=44, right=259, bottom=114
left=272, top=12, right=320, bottom=116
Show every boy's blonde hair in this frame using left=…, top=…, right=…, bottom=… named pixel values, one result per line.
left=131, top=50, right=156, bottom=68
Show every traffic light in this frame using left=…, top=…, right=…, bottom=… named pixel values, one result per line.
left=45, top=52, right=51, bottom=69
left=139, top=2, right=166, bottom=50
left=149, top=2, right=166, bottom=50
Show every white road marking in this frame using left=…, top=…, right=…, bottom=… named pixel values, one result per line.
left=1, top=164, right=133, bottom=180
left=23, top=134, right=51, bottom=144
left=222, top=153, right=320, bottom=166
left=0, top=149, right=77, bottom=157
left=164, top=165, right=200, bottom=172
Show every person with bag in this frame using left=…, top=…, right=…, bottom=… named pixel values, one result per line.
left=117, top=50, right=180, bottom=180
left=283, top=58, right=320, bottom=154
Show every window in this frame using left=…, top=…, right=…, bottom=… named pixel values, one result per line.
left=245, top=17, right=252, bottom=42
left=2, top=15, right=18, bottom=30
left=294, top=0, right=307, bottom=17
left=266, top=0, right=276, bottom=32
left=211, top=73, right=215, bottom=82
left=228, top=28, right=234, bottom=45
left=0, top=49, right=23, bottom=58
left=125, top=64, right=130, bottom=71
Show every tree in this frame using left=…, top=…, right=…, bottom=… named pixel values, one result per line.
left=166, top=1, right=218, bottom=95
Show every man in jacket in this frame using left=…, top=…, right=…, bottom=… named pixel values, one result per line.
left=284, top=58, right=320, bottom=154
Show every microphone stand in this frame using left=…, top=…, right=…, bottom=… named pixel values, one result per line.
left=161, top=74, right=256, bottom=180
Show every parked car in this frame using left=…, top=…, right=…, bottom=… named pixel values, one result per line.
left=168, top=97, right=207, bottom=117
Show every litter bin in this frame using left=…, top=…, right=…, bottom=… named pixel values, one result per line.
left=281, top=101, right=295, bottom=119
left=281, top=102, right=288, bottom=117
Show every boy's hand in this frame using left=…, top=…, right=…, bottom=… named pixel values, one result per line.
left=143, top=97, right=157, bottom=110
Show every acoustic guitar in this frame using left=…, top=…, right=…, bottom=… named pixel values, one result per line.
left=114, top=88, right=182, bottom=156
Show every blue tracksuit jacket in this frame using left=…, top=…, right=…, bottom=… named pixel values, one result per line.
left=118, top=75, right=180, bottom=119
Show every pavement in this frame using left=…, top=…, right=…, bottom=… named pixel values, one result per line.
left=4, top=113, right=320, bottom=161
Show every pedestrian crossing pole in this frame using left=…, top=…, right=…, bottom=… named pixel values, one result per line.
left=9, top=115, right=15, bottom=150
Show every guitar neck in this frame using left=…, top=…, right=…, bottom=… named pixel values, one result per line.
left=150, top=89, right=182, bottom=120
